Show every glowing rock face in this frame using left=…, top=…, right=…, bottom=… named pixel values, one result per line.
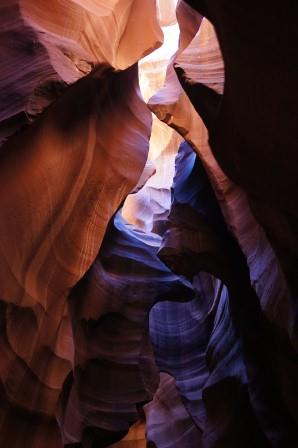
left=0, top=0, right=163, bottom=143
left=157, top=0, right=178, bottom=26
left=0, top=64, right=152, bottom=447
left=20, top=0, right=162, bottom=70
left=0, top=0, right=298, bottom=447
left=122, top=16, right=182, bottom=233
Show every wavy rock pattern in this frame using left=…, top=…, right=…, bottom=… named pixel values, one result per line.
left=0, top=0, right=162, bottom=143
left=0, top=1, right=297, bottom=447
left=0, top=64, right=152, bottom=447
left=122, top=118, right=182, bottom=234
left=156, top=141, right=298, bottom=446
left=59, top=212, right=194, bottom=445
left=145, top=373, right=202, bottom=448
left=150, top=12, right=296, bottom=350
left=122, top=15, right=182, bottom=234
left=180, top=0, right=298, bottom=322
left=149, top=276, right=218, bottom=431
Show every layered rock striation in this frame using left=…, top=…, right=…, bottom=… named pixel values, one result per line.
left=0, top=1, right=297, bottom=447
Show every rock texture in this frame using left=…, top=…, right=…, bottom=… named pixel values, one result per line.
left=59, top=211, right=193, bottom=446
left=0, top=63, right=152, bottom=447
left=0, top=0, right=162, bottom=143
left=145, top=372, right=203, bottom=447
left=122, top=12, right=182, bottom=234
left=0, top=1, right=297, bottom=447
left=180, top=0, right=298, bottom=306
left=150, top=10, right=296, bottom=354
left=155, top=142, right=298, bottom=447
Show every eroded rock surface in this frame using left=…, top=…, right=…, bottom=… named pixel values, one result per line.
left=181, top=0, right=298, bottom=302
left=0, top=63, right=152, bottom=447
left=0, top=1, right=297, bottom=447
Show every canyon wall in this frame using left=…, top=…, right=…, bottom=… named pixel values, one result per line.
left=0, top=1, right=297, bottom=447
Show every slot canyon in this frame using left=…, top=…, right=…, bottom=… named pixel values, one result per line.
left=0, top=1, right=297, bottom=447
